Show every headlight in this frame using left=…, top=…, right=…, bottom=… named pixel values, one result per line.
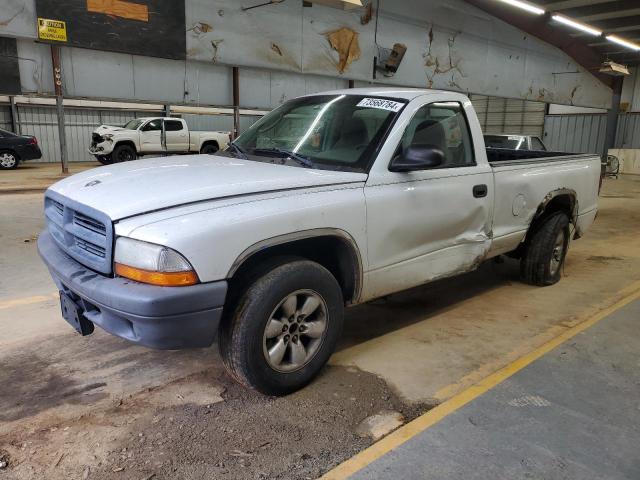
left=103, top=134, right=114, bottom=140
left=114, top=237, right=199, bottom=286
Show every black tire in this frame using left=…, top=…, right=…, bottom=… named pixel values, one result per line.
left=0, top=150, right=19, bottom=169
left=95, top=155, right=114, bottom=165
left=111, top=144, right=137, bottom=163
left=220, top=259, right=344, bottom=396
left=200, top=143, right=219, bottom=155
left=520, top=211, right=570, bottom=286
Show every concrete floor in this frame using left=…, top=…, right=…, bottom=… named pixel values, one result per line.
left=348, top=297, right=640, bottom=480
left=0, top=172, right=639, bottom=479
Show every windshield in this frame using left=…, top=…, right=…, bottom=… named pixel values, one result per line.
left=484, top=135, right=527, bottom=150
left=233, top=95, right=406, bottom=172
left=123, top=119, right=145, bottom=130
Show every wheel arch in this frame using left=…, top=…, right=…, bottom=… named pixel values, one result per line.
left=114, top=140, right=137, bottom=152
left=0, top=148, right=20, bottom=159
left=200, top=140, right=220, bottom=152
left=528, top=188, right=578, bottom=242
left=227, top=229, right=364, bottom=306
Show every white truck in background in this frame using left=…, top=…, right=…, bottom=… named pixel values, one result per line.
left=41, top=88, right=600, bottom=395
left=89, top=117, right=230, bottom=164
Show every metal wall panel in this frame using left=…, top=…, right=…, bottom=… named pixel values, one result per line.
left=543, top=114, right=608, bottom=154
left=181, top=113, right=234, bottom=133
left=0, top=106, right=12, bottom=131
left=6, top=103, right=257, bottom=163
left=470, top=95, right=546, bottom=137
left=3, top=0, right=613, bottom=107
left=617, top=114, right=640, bottom=149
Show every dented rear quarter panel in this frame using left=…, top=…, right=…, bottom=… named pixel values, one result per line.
left=489, top=154, right=601, bottom=255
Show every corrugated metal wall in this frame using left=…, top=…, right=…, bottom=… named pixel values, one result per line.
left=0, top=106, right=11, bottom=131
left=543, top=114, right=607, bottom=154
left=470, top=95, right=546, bottom=136
left=1, top=103, right=257, bottom=163
left=543, top=113, right=640, bottom=154
left=15, top=106, right=156, bottom=162
left=617, top=114, right=640, bottom=149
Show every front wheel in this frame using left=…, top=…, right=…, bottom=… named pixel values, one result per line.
left=112, top=144, right=137, bottom=163
left=95, top=155, right=113, bottom=165
left=520, top=211, right=570, bottom=286
left=220, top=260, right=344, bottom=395
left=0, top=151, right=19, bottom=169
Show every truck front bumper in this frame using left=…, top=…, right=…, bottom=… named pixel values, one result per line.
left=37, top=230, right=227, bottom=350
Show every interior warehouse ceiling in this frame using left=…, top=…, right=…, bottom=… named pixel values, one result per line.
left=465, top=0, right=640, bottom=88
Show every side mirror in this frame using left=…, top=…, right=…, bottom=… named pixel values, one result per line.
left=390, top=145, right=445, bottom=172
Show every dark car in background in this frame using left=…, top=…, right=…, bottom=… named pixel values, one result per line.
left=0, top=128, right=42, bottom=169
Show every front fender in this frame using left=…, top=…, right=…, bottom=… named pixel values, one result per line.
left=114, top=185, right=368, bottom=283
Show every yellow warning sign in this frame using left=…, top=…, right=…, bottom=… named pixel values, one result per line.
left=37, top=18, right=67, bottom=42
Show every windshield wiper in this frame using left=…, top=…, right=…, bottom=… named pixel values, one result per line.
left=252, top=147, right=315, bottom=168
left=227, top=141, right=248, bottom=159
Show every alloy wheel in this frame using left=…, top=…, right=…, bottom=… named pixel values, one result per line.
left=262, top=289, right=328, bottom=373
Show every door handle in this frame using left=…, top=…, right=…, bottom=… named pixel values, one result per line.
left=473, top=184, right=488, bottom=198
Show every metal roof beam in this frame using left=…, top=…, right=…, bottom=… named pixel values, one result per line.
left=543, top=0, right=618, bottom=12
left=576, top=8, right=640, bottom=22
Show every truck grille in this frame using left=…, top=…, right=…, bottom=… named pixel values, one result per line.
left=45, top=193, right=113, bottom=274
left=92, top=133, right=104, bottom=144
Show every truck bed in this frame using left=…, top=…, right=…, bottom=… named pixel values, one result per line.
left=486, top=148, right=589, bottom=165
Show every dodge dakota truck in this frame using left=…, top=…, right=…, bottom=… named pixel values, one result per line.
left=89, top=117, right=230, bottom=164
left=39, top=88, right=600, bottom=395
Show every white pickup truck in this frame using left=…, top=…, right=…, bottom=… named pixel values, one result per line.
left=89, top=117, right=230, bottom=164
left=39, top=88, right=600, bottom=395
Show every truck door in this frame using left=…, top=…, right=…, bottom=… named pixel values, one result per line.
left=139, top=119, right=162, bottom=153
left=363, top=99, right=494, bottom=299
left=164, top=119, right=189, bottom=152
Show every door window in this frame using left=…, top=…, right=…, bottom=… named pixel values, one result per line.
left=164, top=120, right=184, bottom=131
left=142, top=119, right=162, bottom=131
left=396, top=102, right=475, bottom=168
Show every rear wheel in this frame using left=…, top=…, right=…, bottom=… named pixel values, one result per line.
left=220, top=260, right=344, bottom=395
left=520, top=211, right=570, bottom=286
left=200, top=143, right=219, bottom=155
left=112, top=144, right=137, bottom=163
left=0, top=151, right=19, bottom=169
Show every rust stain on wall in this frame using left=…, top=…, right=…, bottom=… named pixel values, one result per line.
left=326, top=27, right=361, bottom=74
left=423, top=28, right=463, bottom=89
left=360, top=3, right=373, bottom=25
left=271, top=42, right=283, bottom=56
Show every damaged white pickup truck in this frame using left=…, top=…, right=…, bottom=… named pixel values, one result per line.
left=89, top=117, right=230, bottom=165
left=39, top=88, right=600, bottom=395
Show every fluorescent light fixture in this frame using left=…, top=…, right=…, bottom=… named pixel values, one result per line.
left=552, top=15, right=601, bottom=36
left=606, top=35, right=640, bottom=52
left=496, top=0, right=545, bottom=15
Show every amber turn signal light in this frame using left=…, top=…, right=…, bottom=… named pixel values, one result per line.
left=115, top=263, right=199, bottom=287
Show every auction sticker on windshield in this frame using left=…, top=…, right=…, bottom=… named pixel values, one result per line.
left=357, top=98, right=404, bottom=112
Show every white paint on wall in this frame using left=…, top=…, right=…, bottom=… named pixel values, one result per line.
left=609, top=148, right=640, bottom=175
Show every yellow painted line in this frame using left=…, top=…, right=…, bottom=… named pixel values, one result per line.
left=0, top=293, right=58, bottom=310
left=321, top=284, right=640, bottom=480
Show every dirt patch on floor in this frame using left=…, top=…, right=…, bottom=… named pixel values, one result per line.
left=0, top=367, right=425, bottom=480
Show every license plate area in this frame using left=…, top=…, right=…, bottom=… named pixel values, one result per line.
left=60, top=291, right=94, bottom=336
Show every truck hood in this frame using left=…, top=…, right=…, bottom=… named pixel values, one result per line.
left=48, top=155, right=367, bottom=220
left=94, top=125, right=127, bottom=134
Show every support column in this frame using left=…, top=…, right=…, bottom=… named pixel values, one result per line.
left=602, top=77, right=623, bottom=162
left=232, top=66, right=240, bottom=139
left=51, top=45, right=68, bottom=174
left=9, top=96, right=19, bottom=134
